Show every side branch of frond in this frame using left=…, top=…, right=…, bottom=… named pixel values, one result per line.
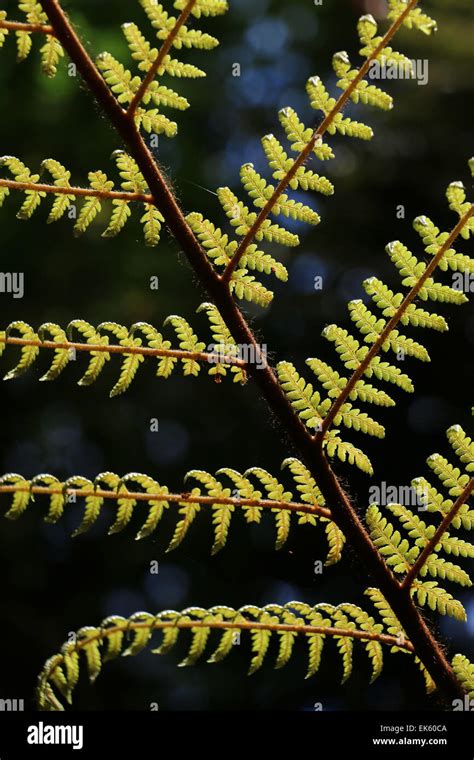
left=317, top=204, right=474, bottom=440
left=402, top=479, right=474, bottom=590
left=127, top=0, right=198, bottom=118
left=0, top=178, right=153, bottom=204
left=220, top=0, right=419, bottom=282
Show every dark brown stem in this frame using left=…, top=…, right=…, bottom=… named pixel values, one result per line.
left=127, top=0, right=197, bottom=119
left=317, top=205, right=474, bottom=440
left=39, top=0, right=465, bottom=700
left=220, top=0, right=419, bottom=284
left=402, top=479, right=474, bottom=590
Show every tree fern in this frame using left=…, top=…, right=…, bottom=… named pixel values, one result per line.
left=0, top=0, right=473, bottom=716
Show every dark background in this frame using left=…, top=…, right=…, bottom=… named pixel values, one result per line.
left=0, top=0, right=472, bottom=711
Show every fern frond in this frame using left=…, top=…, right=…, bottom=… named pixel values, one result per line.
left=0, top=2, right=64, bottom=76
left=0, top=306, right=250, bottom=396
left=0, top=462, right=332, bottom=553
left=95, top=0, right=228, bottom=133
left=286, top=163, right=474, bottom=453
left=427, top=454, right=470, bottom=497
left=36, top=600, right=416, bottom=709
left=360, top=426, right=474, bottom=615
left=0, top=152, right=165, bottom=246
left=179, top=0, right=435, bottom=303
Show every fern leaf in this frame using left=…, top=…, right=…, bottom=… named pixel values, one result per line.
left=419, top=556, right=471, bottom=588
left=261, top=133, right=334, bottom=195
left=307, top=76, right=373, bottom=140
left=452, top=655, right=474, bottom=697
left=387, top=1, right=437, bottom=35
left=324, top=433, right=373, bottom=475
left=164, top=315, right=206, bottom=376
left=333, top=51, right=393, bottom=110
left=366, top=504, right=419, bottom=574
left=37, top=323, right=72, bottom=381
left=241, top=163, right=320, bottom=225
left=229, top=269, right=274, bottom=307
left=427, top=454, right=470, bottom=497
left=277, top=361, right=323, bottom=431
left=413, top=216, right=474, bottom=272
left=411, top=581, right=466, bottom=621
left=447, top=425, right=474, bottom=474
left=0, top=474, right=30, bottom=519
left=278, top=107, right=334, bottom=159
left=3, top=321, right=40, bottom=380
left=339, top=603, right=384, bottom=682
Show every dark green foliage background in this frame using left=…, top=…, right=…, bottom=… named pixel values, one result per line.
left=0, top=0, right=472, bottom=710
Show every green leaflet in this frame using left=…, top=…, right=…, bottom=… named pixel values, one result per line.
left=36, top=599, right=421, bottom=710
left=366, top=504, right=419, bottom=574
left=339, top=604, right=384, bottom=683
left=447, top=425, right=474, bottom=474
left=387, top=1, right=437, bottom=35
left=277, top=361, right=324, bottom=431
left=0, top=2, right=65, bottom=76
left=332, top=51, right=393, bottom=111
left=452, top=655, right=474, bottom=698
left=411, top=582, right=466, bottom=622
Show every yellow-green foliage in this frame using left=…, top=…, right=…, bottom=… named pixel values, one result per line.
left=368, top=426, right=473, bottom=622
left=36, top=596, right=427, bottom=710
left=0, top=303, right=247, bottom=396
left=0, top=459, right=343, bottom=559
left=452, top=655, right=474, bottom=698
left=0, top=152, right=165, bottom=246
left=182, top=2, right=436, bottom=307
left=277, top=168, right=473, bottom=473
left=0, top=1, right=64, bottom=76
left=97, top=0, right=228, bottom=137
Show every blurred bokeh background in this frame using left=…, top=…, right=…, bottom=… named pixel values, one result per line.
left=0, top=0, right=472, bottom=711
